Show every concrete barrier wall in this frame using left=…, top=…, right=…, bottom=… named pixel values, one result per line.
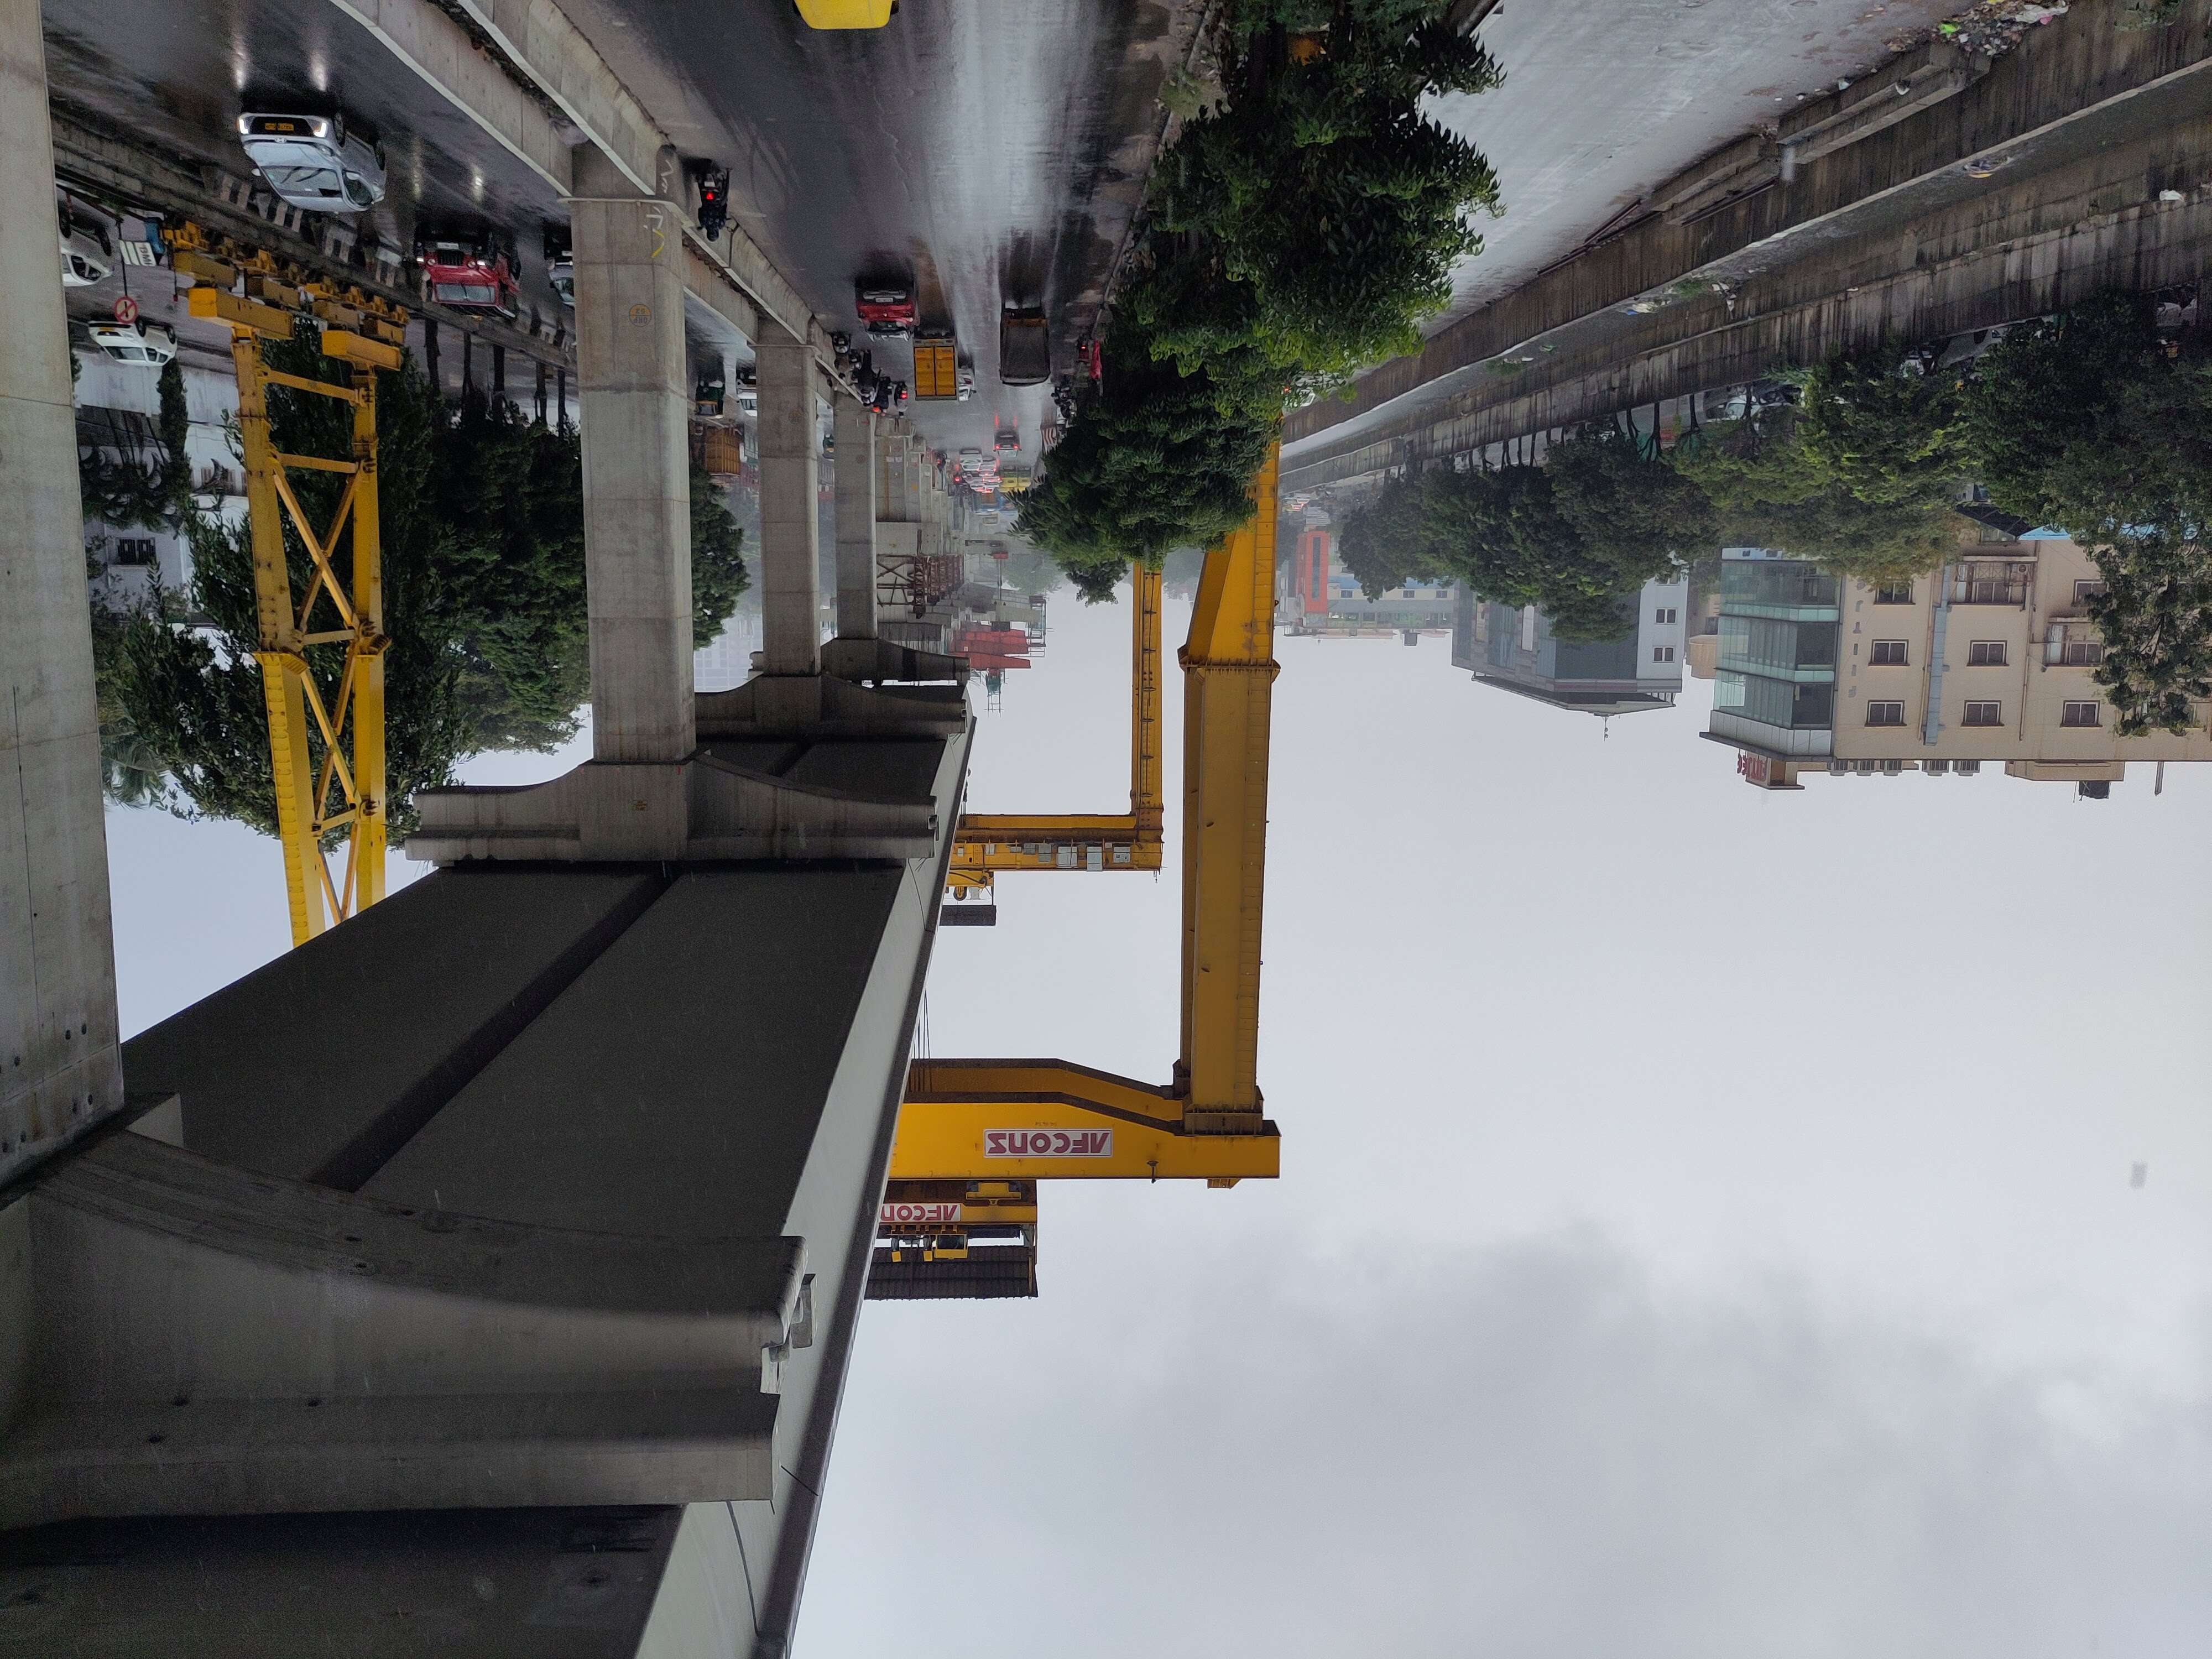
left=1285, top=183, right=2212, bottom=490
left=1287, top=1, right=2212, bottom=454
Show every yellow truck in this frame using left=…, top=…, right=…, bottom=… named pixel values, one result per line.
left=913, top=327, right=959, bottom=399
left=797, top=0, right=893, bottom=26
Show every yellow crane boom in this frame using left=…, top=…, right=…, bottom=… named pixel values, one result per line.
left=945, top=557, right=1164, bottom=890
left=892, top=447, right=1282, bottom=1196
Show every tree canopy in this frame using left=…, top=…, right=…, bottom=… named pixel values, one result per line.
left=1336, top=472, right=1446, bottom=598
left=1021, top=0, right=1505, bottom=586
left=97, top=326, right=750, bottom=836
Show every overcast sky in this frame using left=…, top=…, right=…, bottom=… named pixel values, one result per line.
left=105, top=578, right=2211, bottom=1657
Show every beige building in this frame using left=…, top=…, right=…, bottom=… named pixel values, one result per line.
left=1707, top=530, right=2212, bottom=795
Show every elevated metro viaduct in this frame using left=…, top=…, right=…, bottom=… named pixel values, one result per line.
left=0, top=0, right=977, bottom=1642
left=0, top=0, right=1284, bottom=1645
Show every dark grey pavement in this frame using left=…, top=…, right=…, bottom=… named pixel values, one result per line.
left=549, top=0, right=1190, bottom=460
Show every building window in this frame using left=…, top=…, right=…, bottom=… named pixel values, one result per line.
left=112, top=538, right=156, bottom=567
left=1655, top=607, right=1678, bottom=624
left=1926, top=760, right=1950, bottom=775
left=2074, top=579, right=2107, bottom=603
left=1866, top=700, right=1906, bottom=726
left=1963, top=700, right=2002, bottom=727
left=1874, top=583, right=1913, bottom=604
left=2062, top=640, right=2104, bottom=666
left=1652, top=645, right=1674, bottom=663
left=1967, top=640, right=2007, bottom=666
left=2060, top=701, right=2102, bottom=727
left=1869, top=639, right=1908, bottom=665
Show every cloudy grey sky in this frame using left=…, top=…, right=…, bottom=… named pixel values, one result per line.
left=107, top=581, right=2212, bottom=1656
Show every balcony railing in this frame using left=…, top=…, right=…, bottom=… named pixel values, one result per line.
left=1949, top=561, right=2033, bottom=606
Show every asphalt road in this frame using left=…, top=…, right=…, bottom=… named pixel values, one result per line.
left=551, top=0, right=1185, bottom=461
left=38, top=0, right=1185, bottom=466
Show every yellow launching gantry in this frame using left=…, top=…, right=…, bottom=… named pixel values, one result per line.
left=942, top=555, right=1164, bottom=900
left=874, top=450, right=1284, bottom=1300
left=176, top=223, right=408, bottom=946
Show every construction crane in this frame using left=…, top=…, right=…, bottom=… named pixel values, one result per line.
left=877, top=448, right=1284, bottom=1298
left=175, top=223, right=408, bottom=946
left=942, top=556, right=1164, bottom=905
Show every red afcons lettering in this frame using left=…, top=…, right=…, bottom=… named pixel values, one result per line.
left=982, top=1128, right=1114, bottom=1159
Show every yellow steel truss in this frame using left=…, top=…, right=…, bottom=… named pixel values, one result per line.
left=896, top=446, right=1282, bottom=1194
left=944, top=558, right=1164, bottom=895
left=194, top=285, right=403, bottom=946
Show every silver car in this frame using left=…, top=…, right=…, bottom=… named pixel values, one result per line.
left=236, top=112, right=386, bottom=214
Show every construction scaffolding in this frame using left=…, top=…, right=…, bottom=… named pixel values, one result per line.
left=185, top=252, right=405, bottom=946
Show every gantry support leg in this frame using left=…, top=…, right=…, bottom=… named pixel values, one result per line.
left=348, top=361, right=387, bottom=908
left=233, top=330, right=326, bottom=944
left=569, top=147, right=695, bottom=763
left=0, top=0, right=124, bottom=1181
left=1176, top=449, right=1280, bottom=1126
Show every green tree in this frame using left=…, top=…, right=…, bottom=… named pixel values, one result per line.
left=1017, top=336, right=1277, bottom=597
left=1423, top=463, right=1634, bottom=640
left=1794, top=351, right=1963, bottom=507
left=2083, top=528, right=2212, bottom=736
left=689, top=462, right=752, bottom=640
left=1141, top=3, right=1504, bottom=390
left=1028, top=1, right=1505, bottom=583
left=1337, top=472, right=1446, bottom=598
left=1674, top=407, right=1957, bottom=585
left=434, top=388, right=590, bottom=750
left=117, top=325, right=468, bottom=840
left=1958, top=293, right=2212, bottom=537
left=103, top=328, right=750, bottom=836
left=1950, top=295, right=2212, bottom=733
left=1544, top=425, right=1709, bottom=582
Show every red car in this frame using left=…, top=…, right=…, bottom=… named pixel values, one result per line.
left=420, top=238, right=521, bottom=320
left=855, top=280, right=916, bottom=337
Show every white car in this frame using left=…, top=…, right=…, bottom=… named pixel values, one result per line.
left=58, top=195, right=112, bottom=287
left=237, top=112, right=387, bottom=214
left=60, top=227, right=111, bottom=287
left=87, top=320, right=178, bottom=367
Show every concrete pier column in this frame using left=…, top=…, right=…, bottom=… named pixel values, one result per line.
left=833, top=398, right=878, bottom=641
left=568, top=147, right=693, bottom=761
left=0, top=0, right=123, bottom=1183
left=757, top=328, right=821, bottom=675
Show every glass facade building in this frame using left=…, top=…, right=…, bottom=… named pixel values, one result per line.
left=1710, top=551, right=1840, bottom=756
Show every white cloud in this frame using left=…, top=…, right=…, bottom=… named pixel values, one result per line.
left=811, top=1232, right=2212, bottom=1659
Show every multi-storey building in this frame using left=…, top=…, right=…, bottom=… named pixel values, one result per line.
left=1706, top=534, right=2212, bottom=792
left=1275, top=525, right=1458, bottom=641
left=1452, top=578, right=1689, bottom=717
